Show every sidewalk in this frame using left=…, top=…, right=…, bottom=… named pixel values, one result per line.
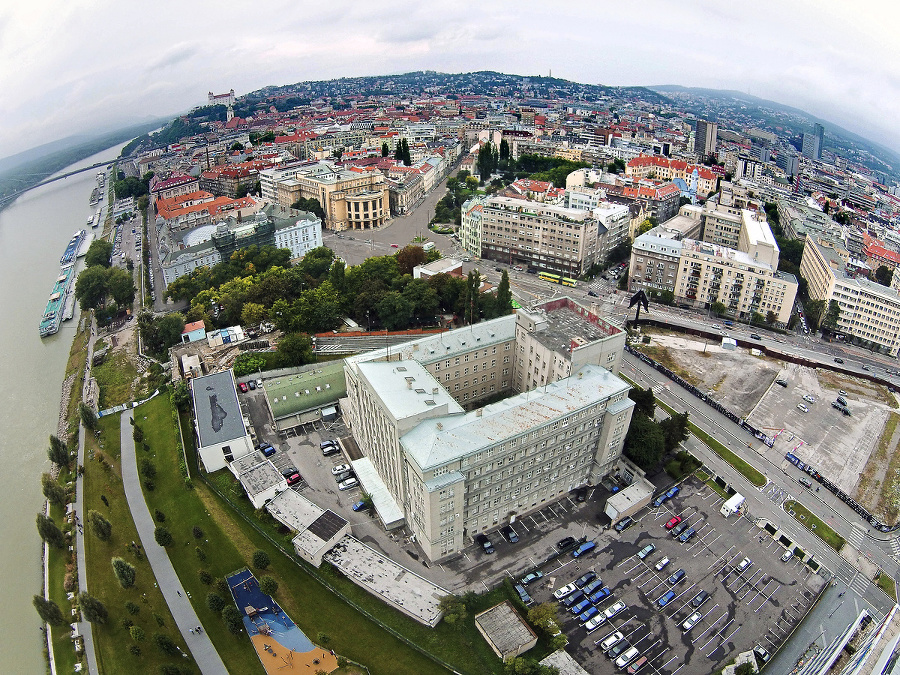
left=73, top=423, right=99, bottom=675
left=119, top=409, right=228, bottom=675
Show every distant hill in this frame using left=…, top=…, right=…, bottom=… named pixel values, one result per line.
left=0, top=135, right=93, bottom=173
left=650, top=85, right=900, bottom=178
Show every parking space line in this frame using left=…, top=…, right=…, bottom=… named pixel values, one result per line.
left=516, top=519, right=529, bottom=533
left=693, top=609, right=725, bottom=643
left=745, top=578, right=773, bottom=607
left=698, top=532, right=723, bottom=555
left=707, top=546, right=735, bottom=571
left=663, top=582, right=697, bottom=617
left=754, top=583, right=781, bottom=613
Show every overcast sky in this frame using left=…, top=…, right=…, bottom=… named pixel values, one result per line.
left=2, top=0, right=899, bottom=160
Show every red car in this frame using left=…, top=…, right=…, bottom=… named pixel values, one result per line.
left=665, top=516, right=682, bottom=530
left=238, top=382, right=248, bottom=393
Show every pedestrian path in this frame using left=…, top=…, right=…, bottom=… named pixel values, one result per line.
left=119, top=409, right=228, bottom=675
left=73, top=423, right=99, bottom=675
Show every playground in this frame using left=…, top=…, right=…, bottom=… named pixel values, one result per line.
left=227, top=569, right=340, bottom=673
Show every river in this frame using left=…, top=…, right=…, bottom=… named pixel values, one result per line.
left=0, top=142, right=124, bottom=673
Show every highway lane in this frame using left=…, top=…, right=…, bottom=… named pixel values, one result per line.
left=622, top=352, right=900, bottom=590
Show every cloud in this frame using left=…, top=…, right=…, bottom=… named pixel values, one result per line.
left=0, top=0, right=899, bottom=159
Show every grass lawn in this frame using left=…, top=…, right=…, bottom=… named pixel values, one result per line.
left=783, top=500, right=846, bottom=551
left=47, top=471, right=80, bottom=674
left=140, top=393, right=508, bottom=674
left=874, top=413, right=900, bottom=523
left=83, top=412, right=198, bottom=675
left=93, top=350, right=139, bottom=409
left=63, top=314, right=90, bottom=443
left=877, top=571, right=897, bottom=600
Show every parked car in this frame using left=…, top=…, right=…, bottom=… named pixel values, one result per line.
left=750, top=333, right=762, bottom=340
left=583, top=578, right=604, bottom=596
left=331, top=463, right=352, bottom=475
left=671, top=520, right=690, bottom=537
left=775, top=378, right=788, bottom=387
left=657, top=590, right=676, bottom=607
left=575, top=572, right=597, bottom=588
left=835, top=357, right=844, bottom=364
left=569, top=599, right=591, bottom=616
left=475, top=534, right=494, bottom=554
left=579, top=605, right=599, bottom=623
left=627, top=657, right=648, bottom=674
left=603, top=601, right=626, bottom=619
left=239, top=382, right=249, bottom=392
left=638, top=544, right=656, bottom=560
left=247, top=380, right=256, bottom=390
left=338, top=477, right=359, bottom=491
left=614, top=516, right=634, bottom=532
left=322, top=445, right=340, bottom=457
left=334, top=470, right=353, bottom=483
left=799, top=476, right=813, bottom=488
left=521, top=571, right=544, bottom=585
left=260, top=444, right=276, bottom=457
left=608, top=639, right=630, bottom=659
left=574, top=486, right=588, bottom=502
left=501, top=525, right=519, bottom=543
left=797, top=403, right=809, bottom=413
left=839, top=390, right=847, bottom=396
left=320, top=440, right=337, bottom=450
left=837, top=396, right=848, bottom=406
left=655, top=557, right=671, bottom=571
left=754, top=645, right=770, bottom=663
left=668, top=569, right=686, bottom=585
left=690, top=590, right=709, bottom=608
left=682, top=611, right=702, bottom=632
left=802, top=394, right=816, bottom=403
left=589, top=587, right=611, bottom=604
left=285, top=472, right=302, bottom=486
left=514, top=584, right=533, bottom=605
left=665, top=516, right=682, bottom=530
left=562, top=590, right=586, bottom=608
left=280, top=466, right=299, bottom=479
left=678, top=527, right=696, bottom=543
left=572, top=541, right=596, bottom=557
left=600, top=632, right=625, bottom=652
left=390, top=243, right=398, bottom=248
left=782, top=548, right=794, bottom=562
left=737, top=557, right=752, bottom=572
left=599, top=631, right=624, bottom=651
left=615, top=646, right=640, bottom=669
left=553, top=583, right=578, bottom=600
left=351, top=500, right=367, bottom=512
left=556, top=536, right=579, bottom=551
left=584, top=613, right=607, bottom=633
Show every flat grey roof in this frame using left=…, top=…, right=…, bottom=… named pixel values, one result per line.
left=474, top=601, right=537, bottom=656
left=191, top=370, right=247, bottom=447
left=401, top=364, right=631, bottom=470
left=531, top=306, right=610, bottom=357
left=540, top=650, right=591, bottom=675
left=237, top=459, right=284, bottom=496
left=356, top=360, right=463, bottom=422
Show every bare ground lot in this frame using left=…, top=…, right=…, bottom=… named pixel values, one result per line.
left=635, top=329, right=900, bottom=521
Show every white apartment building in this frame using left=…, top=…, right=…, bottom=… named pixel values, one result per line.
left=341, top=298, right=633, bottom=561
left=800, top=237, right=900, bottom=355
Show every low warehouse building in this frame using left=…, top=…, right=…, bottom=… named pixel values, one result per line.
left=474, top=601, right=538, bottom=661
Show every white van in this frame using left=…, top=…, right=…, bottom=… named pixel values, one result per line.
left=422, top=242, right=435, bottom=251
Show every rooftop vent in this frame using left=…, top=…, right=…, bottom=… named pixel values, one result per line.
left=397, top=366, right=408, bottom=372
left=432, top=388, right=439, bottom=395
left=415, top=388, right=426, bottom=394
left=425, top=399, right=436, bottom=406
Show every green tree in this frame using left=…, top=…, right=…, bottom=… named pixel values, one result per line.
left=624, top=413, right=666, bottom=470
left=154, top=526, right=173, bottom=547
left=111, top=557, right=136, bottom=588
left=606, top=242, right=632, bottom=265
left=709, top=301, right=727, bottom=317
left=377, top=292, right=414, bottom=330
left=660, top=411, right=690, bottom=452
left=33, top=595, right=66, bottom=625
left=75, top=265, right=110, bottom=310
left=396, top=245, right=427, bottom=276
left=499, top=138, right=510, bottom=161
left=252, top=549, right=270, bottom=570
left=628, top=386, right=656, bottom=418
left=495, top=271, right=513, bottom=316
left=438, top=595, right=467, bottom=626
left=172, top=381, right=190, bottom=410
left=79, top=402, right=98, bottom=431
left=822, top=299, right=841, bottom=333
left=259, top=576, right=279, bottom=597
left=78, top=592, right=108, bottom=623
left=153, top=633, right=179, bottom=656
left=88, top=510, right=112, bottom=541
left=140, top=458, right=157, bottom=479
left=289, top=197, right=326, bottom=221
left=36, top=513, right=65, bottom=548
left=130, top=625, right=145, bottom=642
left=206, top=592, right=226, bottom=614
left=401, top=138, right=411, bottom=166
left=750, top=311, right=764, bottom=325
left=85, top=240, right=114, bottom=268
left=107, top=267, right=136, bottom=307
left=230, top=142, right=244, bottom=152
left=875, top=265, right=894, bottom=287
left=222, top=605, right=244, bottom=634
left=381, top=142, right=389, bottom=157
left=47, top=435, right=69, bottom=467
left=527, top=603, right=559, bottom=633
left=804, top=299, right=826, bottom=331
left=137, top=194, right=150, bottom=212
left=41, top=473, right=66, bottom=507
left=276, top=333, right=314, bottom=367
left=765, top=310, right=777, bottom=325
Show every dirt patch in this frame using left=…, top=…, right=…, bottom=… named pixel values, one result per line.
left=635, top=331, right=781, bottom=416
left=854, top=412, right=900, bottom=523
left=818, top=370, right=899, bottom=409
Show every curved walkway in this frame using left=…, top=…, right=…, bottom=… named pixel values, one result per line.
left=119, top=409, right=228, bottom=675
left=73, top=424, right=99, bottom=675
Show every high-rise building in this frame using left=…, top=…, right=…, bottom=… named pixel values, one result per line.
left=802, top=123, right=824, bottom=160
left=694, top=119, right=718, bottom=159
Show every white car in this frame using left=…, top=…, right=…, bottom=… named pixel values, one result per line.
left=682, top=611, right=702, bottom=632
left=583, top=614, right=607, bottom=632
left=604, top=600, right=626, bottom=619
left=599, top=630, right=624, bottom=651
left=797, top=404, right=809, bottom=413
left=331, top=463, right=352, bottom=476
left=711, top=323, right=721, bottom=329
left=553, top=583, right=578, bottom=600
left=338, top=477, right=359, bottom=491
left=655, top=556, right=670, bottom=571
left=802, top=394, right=816, bottom=403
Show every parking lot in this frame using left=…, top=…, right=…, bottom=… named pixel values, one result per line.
left=523, top=476, right=826, bottom=675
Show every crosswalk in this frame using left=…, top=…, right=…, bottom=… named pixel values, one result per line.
left=890, top=539, right=900, bottom=557
left=847, top=524, right=866, bottom=551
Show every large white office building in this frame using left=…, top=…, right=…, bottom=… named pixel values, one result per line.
left=341, top=298, right=635, bottom=561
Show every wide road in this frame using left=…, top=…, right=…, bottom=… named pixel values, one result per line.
left=622, top=351, right=900, bottom=592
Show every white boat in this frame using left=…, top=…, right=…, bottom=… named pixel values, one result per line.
left=76, top=231, right=94, bottom=258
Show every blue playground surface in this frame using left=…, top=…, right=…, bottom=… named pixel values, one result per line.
left=227, top=569, right=315, bottom=653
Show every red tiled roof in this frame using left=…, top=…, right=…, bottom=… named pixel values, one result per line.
left=182, top=321, right=206, bottom=334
